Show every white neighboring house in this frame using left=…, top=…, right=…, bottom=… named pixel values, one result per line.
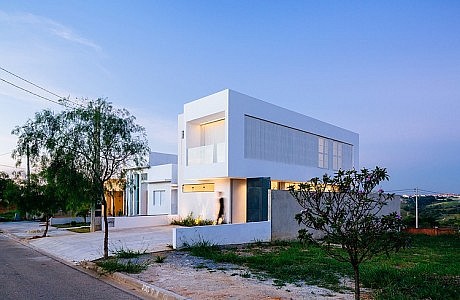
left=125, top=152, right=178, bottom=216
left=177, top=89, right=359, bottom=223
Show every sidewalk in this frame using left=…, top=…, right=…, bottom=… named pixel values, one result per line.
left=0, top=221, right=186, bottom=299
left=0, top=221, right=174, bottom=263
left=0, top=221, right=354, bottom=299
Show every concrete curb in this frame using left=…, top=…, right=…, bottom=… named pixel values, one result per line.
left=80, top=261, right=190, bottom=300
left=1, top=228, right=188, bottom=300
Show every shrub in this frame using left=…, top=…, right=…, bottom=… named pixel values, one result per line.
left=171, top=212, right=214, bottom=227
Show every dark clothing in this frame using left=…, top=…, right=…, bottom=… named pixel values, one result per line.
left=217, top=197, right=224, bottom=222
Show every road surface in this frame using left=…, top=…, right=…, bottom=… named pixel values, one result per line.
left=0, top=234, right=143, bottom=299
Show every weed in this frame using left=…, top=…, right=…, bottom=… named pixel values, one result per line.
left=113, top=247, right=146, bottom=258
left=155, top=255, right=165, bottom=263
left=96, top=258, right=148, bottom=274
left=240, top=271, right=251, bottom=278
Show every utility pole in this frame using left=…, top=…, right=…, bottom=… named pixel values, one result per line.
left=415, top=187, right=419, bottom=229
left=26, top=144, right=30, bottom=186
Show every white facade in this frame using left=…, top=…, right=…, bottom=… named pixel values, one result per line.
left=178, top=89, right=359, bottom=223
left=125, top=152, right=178, bottom=216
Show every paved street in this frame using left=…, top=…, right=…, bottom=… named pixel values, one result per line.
left=0, top=234, right=142, bottom=300
left=0, top=221, right=174, bottom=263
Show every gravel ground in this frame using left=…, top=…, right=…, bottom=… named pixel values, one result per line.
left=131, top=251, right=355, bottom=300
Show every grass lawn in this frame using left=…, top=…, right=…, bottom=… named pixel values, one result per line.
left=185, top=234, right=459, bottom=300
left=52, top=222, right=89, bottom=228
left=67, top=227, right=90, bottom=233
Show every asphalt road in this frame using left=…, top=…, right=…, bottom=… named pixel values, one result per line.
left=0, top=234, right=142, bottom=300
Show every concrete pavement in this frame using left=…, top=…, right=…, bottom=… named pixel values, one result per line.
left=0, top=221, right=174, bottom=263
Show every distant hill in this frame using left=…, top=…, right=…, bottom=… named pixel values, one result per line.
left=401, top=196, right=460, bottom=228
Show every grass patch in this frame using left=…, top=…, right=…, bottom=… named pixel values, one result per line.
left=96, top=258, right=148, bottom=274
left=113, top=247, right=146, bottom=258
left=53, top=222, right=89, bottom=228
left=184, top=235, right=460, bottom=299
left=67, top=227, right=90, bottom=233
left=95, top=246, right=149, bottom=274
left=155, top=255, right=165, bottom=263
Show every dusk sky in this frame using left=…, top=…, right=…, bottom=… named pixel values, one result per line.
left=1, top=1, right=459, bottom=194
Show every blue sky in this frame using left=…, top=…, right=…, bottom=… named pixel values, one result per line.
left=1, top=1, right=459, bottom=193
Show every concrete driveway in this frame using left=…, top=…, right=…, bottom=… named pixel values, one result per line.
left=0, top=221, right=175, bottom=263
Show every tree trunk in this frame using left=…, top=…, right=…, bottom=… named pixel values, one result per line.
left=42, top=215, right=49, bottom=237
left=102, top=195, right=109, bottom=259
left=353, top=263, right=360, bottom=300
left=90, top=202, right=96, bottom=232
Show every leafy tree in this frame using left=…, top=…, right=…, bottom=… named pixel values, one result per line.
left=5, top=173, right=65, bottom=237
left=289, top=167, right=408, bottom=300
left=0, top=171, right=12, bottom=209
left=12, top=98, right=149, bottom=258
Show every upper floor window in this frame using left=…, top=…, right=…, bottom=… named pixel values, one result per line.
left=333, top=141, right=343, bottom=170
left=318, top=138, right=329, bottom=169
left=201, top=119, right=225, bottom=146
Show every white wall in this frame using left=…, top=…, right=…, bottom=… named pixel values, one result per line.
left=102, top=215, right=176, bottom=230
left=173, top=221, right=271, bottom=249
left=177, top=89, right=360, bottom=221
left=231, top=179, right=246, bottom=223
left=227, top=89, right=360, bottom=182
left=147, top=182, right=173, bottom=215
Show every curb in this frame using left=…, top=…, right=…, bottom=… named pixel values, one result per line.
left=1, top=229, right=189, bottom=300
left=80, top=261, right=190, bottom=300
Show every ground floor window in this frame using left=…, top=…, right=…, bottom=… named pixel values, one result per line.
left=152, top=190, right=165, bottom=206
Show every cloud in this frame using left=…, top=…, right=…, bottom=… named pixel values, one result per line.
left=0, top=10, right=102, bottom=53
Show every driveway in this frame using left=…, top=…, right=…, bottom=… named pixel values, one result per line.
left=0, top=221, right=175, bottom=263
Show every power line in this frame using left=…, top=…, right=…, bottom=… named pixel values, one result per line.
left=0, top=77, right=64, bottom=106
left=0, top=66, right=82, bottom=108
left=0, top=66, right=63, bottom=99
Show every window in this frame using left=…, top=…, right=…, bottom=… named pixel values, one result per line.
left=141, top=173, right=148, bottom=181
left=152, top=190, right=165, bottom=206
left=318, top=138, right=329, bottom=169
left=244, top=115, right=317, bottom=167
left=333, top=141, right=343, bottom=170
left=182, top=183, right=215, bottom=193
left=201, top=119, right=225, bottom=146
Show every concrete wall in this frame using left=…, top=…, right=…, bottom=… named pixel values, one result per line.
left=101, top=215, right=178, bottom=231
left=270, top=190, right=401, bottom=241
left=173, top=221, right=271, bottom=249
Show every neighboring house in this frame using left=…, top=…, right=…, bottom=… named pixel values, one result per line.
left=177, top=89, right=359, bottom=223
left=104, top=179, right=125, bottom=216
left=124, top=152, right=178, bottom=216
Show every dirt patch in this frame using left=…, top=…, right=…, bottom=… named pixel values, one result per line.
left=130, top=251, right=354, bottom=300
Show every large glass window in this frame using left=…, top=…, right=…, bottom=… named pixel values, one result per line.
left=318, top=138, right=329, bottom=169
left=201, top=119, right=225, bottom=146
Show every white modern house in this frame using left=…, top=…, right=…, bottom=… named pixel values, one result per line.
left=125, top=152, right=178, bottom=217
left=177, top=89, right=359, bottom=224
